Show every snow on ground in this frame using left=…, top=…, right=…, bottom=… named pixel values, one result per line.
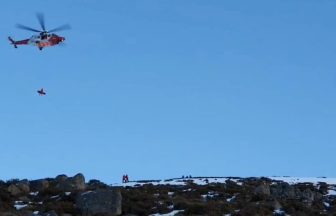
left=273, top=209, right=285, bottom=215
left=324, top=202, right=330, bottom=208
left=269, top=177, right=336, bottom=185
left=227, top=195, right=236, bottom=202
left=111, top=176, right=336, bottom=187
left=149, top=210, right=184, bottom=216
left=192, top=178, right=228, bottom=185
left=327, top=190, right=336, bottom=196
left=201, top=194, right=207, bottom=199
left=112, top=177, right=240, bottom=187
left=29, top=191, right=39, bottom=196
left=14, top=202, right=27, bottom=210
left=201, top=191, right=219, bottom=200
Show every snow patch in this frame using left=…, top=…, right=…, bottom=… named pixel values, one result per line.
left=269, top=177, right=336, bottom=185
left=111, top=176, right=336, bottom=188
left=323, top=202, right=330, bottom=208
left=14, top=203, right=27, bottom=210
left=226, top=196, right=235, bottom=202
left=183, top=188, right=192, bottom=192
left=273, top=209, right=288, bottom=215
left=30, top=191, right=39, bottom=196
left=149, top=210, right=184, bottom=216
left=327, top=190, right=336, bottom=196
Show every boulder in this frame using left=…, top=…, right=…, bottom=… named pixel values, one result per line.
left=17, top=180, right=30, bottom=194
left=300, top=188, right=322, bottom=206
left=271, top=183, right=296, bottom=199
left=272, top=199, right=282, bottom=210
left=300, top=189, right=314, bottom=206
left=7, top=184, right=21, bottom=196
left=30, top=179, right=50, bottom=191
left=56, top=173, right=86, bottom=191
left=254, top=183, right=271, bottom=196
left=56, top=175, right=68, bottom=182
left=87, top=179, right=108, bottom=190
left=7, top=180, right=30, bottom=196
left=76, top=189, right=122, bottom=216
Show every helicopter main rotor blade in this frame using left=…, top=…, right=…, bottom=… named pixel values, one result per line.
left=48, top=24, right=71, bottom=33
left=36, top=13, right=46, bottom=31
left=16, top=24, right=42, bottom=33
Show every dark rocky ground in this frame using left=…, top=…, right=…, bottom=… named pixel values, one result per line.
left=0, top=174, right=335, bottom=216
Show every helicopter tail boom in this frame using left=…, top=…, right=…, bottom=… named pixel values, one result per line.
left=8, top=37, right=30, bottom=48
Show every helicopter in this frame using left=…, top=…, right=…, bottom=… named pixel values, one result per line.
left=37, top=88, right=46, bottom=96
left=8, top=13, right=70, bottom=50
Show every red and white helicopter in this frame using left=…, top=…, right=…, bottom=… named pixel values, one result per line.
left=9, top=13, right=70, bottom=50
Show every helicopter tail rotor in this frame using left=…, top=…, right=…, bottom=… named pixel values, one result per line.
left=8, top=37, right=17, bottom=48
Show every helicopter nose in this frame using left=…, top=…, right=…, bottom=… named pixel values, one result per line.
left=60, top=37, right=65, bottom=42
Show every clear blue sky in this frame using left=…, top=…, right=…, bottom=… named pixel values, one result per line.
left=1, top=0, right=336, bottom=183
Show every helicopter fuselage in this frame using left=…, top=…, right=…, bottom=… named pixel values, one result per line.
left=9, top=33, right=65, bottom=50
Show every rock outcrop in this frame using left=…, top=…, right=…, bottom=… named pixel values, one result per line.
left=55, top=173, right=86, bottom=191
left=6, top=179, right=30, bottom=197
left=76, top=189, right=122, bottom=216
left=254, top=183, right=271, bottom=196
left=30, top=179, right=49, bottom=192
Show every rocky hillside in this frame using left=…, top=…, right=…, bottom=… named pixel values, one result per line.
left=0, top=174, right=335, bottom=216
